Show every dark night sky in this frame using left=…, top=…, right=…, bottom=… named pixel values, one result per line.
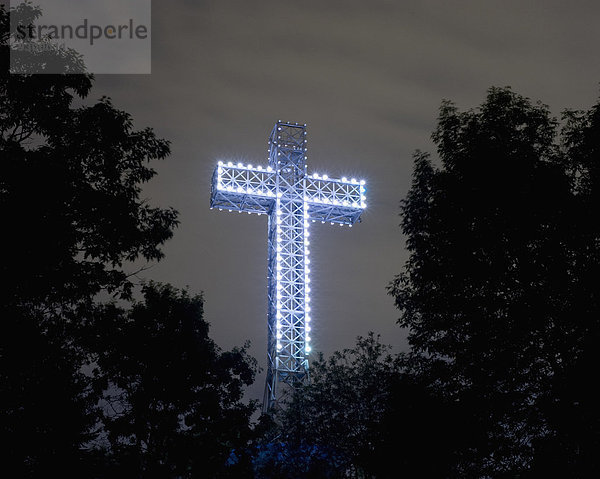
left=93, top=0, right=600, bottom=402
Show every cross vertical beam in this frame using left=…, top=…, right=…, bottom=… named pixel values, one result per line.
left=209, top=121, right=366, bottom=411
left=265, top=123, right=310, bottom=408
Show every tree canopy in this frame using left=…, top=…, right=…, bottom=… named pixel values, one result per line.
left=92, top=282, right=258, bottom=478
left=1, top=5, right=257, bottom=477
left=389, top=86, right=600, bottom=476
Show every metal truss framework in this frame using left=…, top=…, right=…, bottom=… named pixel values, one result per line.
left=210, top=121, right=366, bottom=411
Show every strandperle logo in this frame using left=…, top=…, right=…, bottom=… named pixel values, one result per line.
left=9, top=0, right=152, bottom=74
left=16, top=18, right=149, bottom=46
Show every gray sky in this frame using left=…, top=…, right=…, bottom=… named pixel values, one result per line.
left=93, top=0, right=600, bottom=402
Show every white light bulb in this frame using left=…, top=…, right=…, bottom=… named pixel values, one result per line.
left=306, top=346, right=312, bottom=353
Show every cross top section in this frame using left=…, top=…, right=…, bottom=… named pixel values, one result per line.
left=210, top=121, right=366, bottom=410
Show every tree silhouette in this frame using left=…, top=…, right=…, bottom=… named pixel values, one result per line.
left=1, top=5, right=177, bottom=476
left=91, top=282, right=258, bottom=478
left=389, top=87, right=600, bottom=476
left=526, top=94, right=600, bottom=477
left=258, top=333, right=468, bottom=478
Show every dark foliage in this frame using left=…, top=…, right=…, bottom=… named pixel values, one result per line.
left=90, top=282, right=258, bottom=478
left=1, top=6, right=177, bottom=309
left=389, top=87, right=600, bottom=476
left=261, top=334, right=471, bottom=478
left=1, top=4, right=262, bottom=475
left=1, top=5, right=261, bottom=477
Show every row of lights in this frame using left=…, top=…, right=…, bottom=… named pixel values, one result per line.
left=304, top=202, right=312, bottom=354
left=217, top=161, right=366, bottom=188
left=310, top=174, right=365, bottom=186
left=274, top=201, right=312, bottom=356
left=218, top=160, right=275, bottom=172
left=275, top=198, right=283, bottom=352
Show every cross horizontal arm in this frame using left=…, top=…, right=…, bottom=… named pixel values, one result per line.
left=210, top=163, right=276, bottom=214
left=304, top=175, right=366, bottom=225
left=210, top=162, right=367, bottom=223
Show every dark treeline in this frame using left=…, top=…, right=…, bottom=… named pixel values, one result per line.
left=2, top=5, right=600, bottom=478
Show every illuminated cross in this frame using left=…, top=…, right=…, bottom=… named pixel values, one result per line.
left=210, top=121, right=366, bottom=411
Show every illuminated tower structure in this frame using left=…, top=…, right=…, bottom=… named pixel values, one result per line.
left=210, top=121, right=366, bottom=411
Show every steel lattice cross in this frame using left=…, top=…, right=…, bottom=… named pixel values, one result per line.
left=210, top=121, right=366, bottom=411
